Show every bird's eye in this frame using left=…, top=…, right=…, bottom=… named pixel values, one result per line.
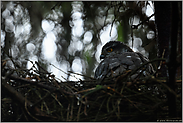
left=107, top=48, right=113, bottom=52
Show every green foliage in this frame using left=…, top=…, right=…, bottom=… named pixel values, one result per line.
left=84, top=50, right=92, bottom=65
left=117, top=22, right=124, bottom=42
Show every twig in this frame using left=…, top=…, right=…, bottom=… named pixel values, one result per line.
left=77, top=103, right=82, bottom=121
left=2, top=81, right=52, bottom=120
left=50, top=63, right=94, bottom=80
left=131, top=13, right=155, bottom=29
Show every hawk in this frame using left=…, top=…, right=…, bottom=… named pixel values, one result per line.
left=94, top=41, right=154, bottom=80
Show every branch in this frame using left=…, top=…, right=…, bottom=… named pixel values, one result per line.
left=2, top=80, right=56, bottom=120
left=131, top=13, right=155, bottom=29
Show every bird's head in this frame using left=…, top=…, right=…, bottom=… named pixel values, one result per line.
left=100, top=41, right=133, bottom=59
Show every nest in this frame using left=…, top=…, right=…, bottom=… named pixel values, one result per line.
left=1, top=59, right=182, bottom=121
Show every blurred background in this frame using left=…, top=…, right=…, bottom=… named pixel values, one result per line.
left=1, top=1, right=157, bottom=81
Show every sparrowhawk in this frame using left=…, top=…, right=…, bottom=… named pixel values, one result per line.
left=94, top=41, right=154, bottom=80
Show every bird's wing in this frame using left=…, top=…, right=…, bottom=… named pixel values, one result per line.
left=94, top=52, right=153, bottom=80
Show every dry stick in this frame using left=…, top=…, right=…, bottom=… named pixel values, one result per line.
left=94, top=97, right=107, bottom=121
left=24, top=97, right=41, bottom=121
left=32, top=90, right=51, bottom=108
left=84, top=101, right=88, bottom=116
left=70, top=98, right=74, bottom=121
left=66, top=104, right=70, bottom=121
left=50, top=62, right=94, bottom=80
left=50, top=93, right=64, bottom=108
left=77, top=103, right=82, bottom=121
left=2, top=81, right=54, bottom=120
left=106, top=96, right=112, bottom=112
left=106, top=86, right=143, bottom=113
left=148, top=77, right=177, bottom=97
left=8, top=75, right=75, bottom=95
left=156, top=49, right=166, bottom=77
left=35, top=61, right=51, bottom=74
left=6, top=74, right=93, bottom=107
left=34, top=90, right=51, bottom=114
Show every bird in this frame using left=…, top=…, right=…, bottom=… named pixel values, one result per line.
left=94, top=41, right=154, bottom=81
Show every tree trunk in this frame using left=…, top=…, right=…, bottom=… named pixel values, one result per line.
left=155, top=1, right=179, bottom=118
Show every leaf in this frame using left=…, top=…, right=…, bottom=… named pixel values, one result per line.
left=117, top=22, right=124, bottom=42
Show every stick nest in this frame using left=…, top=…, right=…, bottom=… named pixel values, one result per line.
left=1, top=59, right=182, bottom=121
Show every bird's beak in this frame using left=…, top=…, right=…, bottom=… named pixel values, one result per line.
left=100, top=53, right=105, bottom=60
